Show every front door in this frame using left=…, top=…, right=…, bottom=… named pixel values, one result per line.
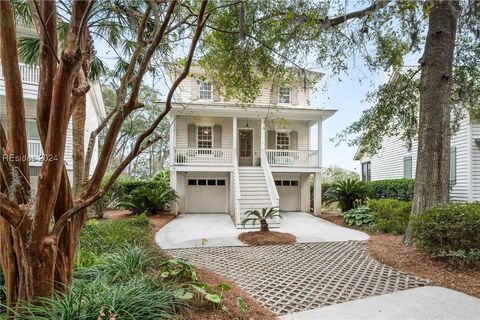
left=239, top=129, right=253, bottom=166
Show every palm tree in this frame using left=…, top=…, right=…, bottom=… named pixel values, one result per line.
left=324, top=179, right=368, bottom=212
left=241, top=207, right=281, bottom=232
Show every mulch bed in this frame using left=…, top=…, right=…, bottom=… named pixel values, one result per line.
left=317, top=211, right=344, bottom=226
left=148, top=213, right=176, bottom=232
left=367, top=234, right=480, bottom=298
left=238, top=231, right=296, bottom=246
left=102, top=209, right=132, bottom=219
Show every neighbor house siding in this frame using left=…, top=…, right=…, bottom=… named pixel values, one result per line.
left=472, top=121, right=480, bottom=200
left=358, top=117, right=476, bottom=202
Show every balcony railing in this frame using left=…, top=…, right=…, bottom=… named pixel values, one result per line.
left=265, top=149, right=319, bottom=167
left=0, top=62, right=40, bottom=84
left=174, top=148, right=233, bottom=166
left=28, top=140, right=43, bottom=160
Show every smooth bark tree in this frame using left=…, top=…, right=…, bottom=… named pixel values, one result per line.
left=404, top=0, right=461, bottom=244
left=0, top=0, right=209, bottom=309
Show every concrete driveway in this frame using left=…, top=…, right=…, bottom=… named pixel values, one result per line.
left=155, top=211, right=368, bottom=249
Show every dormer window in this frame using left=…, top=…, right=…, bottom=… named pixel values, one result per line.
left=278, top=86, right=292, bottom=104
left=198, top=81, right=213, bottom=100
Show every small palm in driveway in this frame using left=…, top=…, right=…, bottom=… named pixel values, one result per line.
left=241, top=207, right=281, bottom=232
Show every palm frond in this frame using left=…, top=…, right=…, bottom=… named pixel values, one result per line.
left=17, top=37, right=40, bottom=65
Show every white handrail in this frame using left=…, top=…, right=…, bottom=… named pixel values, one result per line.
left=265, top=149, right=319, bottom=167
left=174, top=147, right=233, bottom=165
left=0, top=62, right=40, bottom=84
left=261, top=149, right=279, bottom=207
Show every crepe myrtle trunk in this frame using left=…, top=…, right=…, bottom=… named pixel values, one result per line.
left=404, top=0, right=460, bottom=245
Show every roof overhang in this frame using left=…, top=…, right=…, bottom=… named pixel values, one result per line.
left=170, top=102, right=336, bottom=122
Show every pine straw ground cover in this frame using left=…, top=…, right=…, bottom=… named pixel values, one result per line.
left=368, top=234, right=480, bottom=298
left=317, top=211, right=480, bottom=298
left=239, top=231, right=296, bottom=246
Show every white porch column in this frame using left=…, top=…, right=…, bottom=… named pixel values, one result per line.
left=317, top=119, right=322, bottom=168
left=314, top=119, right=323, bottom=214
left=169, top=114, right=176, bottom=166
left=169, top=114, right=177, bottom=214
left=233, top=116, right=238, bottom=160
left=260, top=117, right=266, bottom=150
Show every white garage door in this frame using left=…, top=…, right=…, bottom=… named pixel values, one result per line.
left=186, top=178, right=228, bottom=213
left=276, top=180, right=301, bottom=211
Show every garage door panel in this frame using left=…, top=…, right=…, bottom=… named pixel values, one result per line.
left=186, top=178, right=228, bottom=213
left=276, top=179, right=300, bottom=211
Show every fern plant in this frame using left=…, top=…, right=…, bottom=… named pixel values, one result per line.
left=241, top=207, right=281, bottom=232
left=324, top=179, right=368, bottom=212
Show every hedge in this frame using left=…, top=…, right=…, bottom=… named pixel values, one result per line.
left=412, top=203, right=480, bottom=265
left=368, top=199, right=412, bottom=234
left=365, top=178, right=414, bottom=201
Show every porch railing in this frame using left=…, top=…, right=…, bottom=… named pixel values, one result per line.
left=0, top=62, right=40, bottom=84
left=28, top=140, right=43, bottom=160
left=265, top=149, right=319, bottom=167
left=174, top=148, right=233, bottom=165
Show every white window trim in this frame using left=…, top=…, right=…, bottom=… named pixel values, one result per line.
left=196, top=125, right=214, bottom=149
left=275, top=131, right=290, bottom=150
left=198, top=81, right=213, bottom=101
left=278, top=86, right=292, bottom=105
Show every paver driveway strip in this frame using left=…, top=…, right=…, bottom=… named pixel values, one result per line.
left=156, top=212, right=368, bottom=249
left=167, top=241, right=429, bottom=315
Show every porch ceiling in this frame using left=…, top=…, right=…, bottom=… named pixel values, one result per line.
left=171, top=102, right=336, bottom=121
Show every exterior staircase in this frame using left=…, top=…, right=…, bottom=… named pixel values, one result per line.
left=237, top=167, right=278, bottom=227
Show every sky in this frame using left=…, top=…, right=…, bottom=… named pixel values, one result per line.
left=310, top=60, right=385, bottom=174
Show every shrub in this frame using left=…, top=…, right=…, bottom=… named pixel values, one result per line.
left=412, top=203, right=480, bottom=265
left=368, top=199, right=412, bottom=234
left=343, top=206, right=373, bottom=227
left=117, top=185, right=178, bottom=215
left=11, top=249, right=182, bottom=320
left=365, top=179, right=414, bottom=201
left=79, top=214, right=151, bottom=256
left=324, top=179, right=368, bottom=212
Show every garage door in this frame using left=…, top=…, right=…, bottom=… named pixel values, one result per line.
left=276, top=180, right=300, bottom=211
left=186, top=178, right=228, bottom=213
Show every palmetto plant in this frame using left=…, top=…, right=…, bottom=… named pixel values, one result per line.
left=117, top=185, right=178, bottom=215
left=241, top=207, right=281, bottom=232
left=324, top=179, right=368, bottom=212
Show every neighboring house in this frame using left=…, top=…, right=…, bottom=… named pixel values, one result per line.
left=0, top=25, right=106, bottom=189
left=354, top=114, right=480, bottom=202
left=167, top=65, right=336, bottom=227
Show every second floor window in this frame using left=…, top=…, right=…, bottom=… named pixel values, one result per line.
left=278, top=86, right=291, bottom=104
left=276, top=132, right=290, bottom=150
left=197, top=126, right=213, bottom=148
left=199, top=81, right=213, bottom=100
left=361, top=162, right=371, bottom=181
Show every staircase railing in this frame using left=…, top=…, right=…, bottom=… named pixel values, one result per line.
left=261, top=150, right=279, bottom=208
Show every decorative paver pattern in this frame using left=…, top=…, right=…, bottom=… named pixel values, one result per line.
left=167, top=241, right=429, bottom=315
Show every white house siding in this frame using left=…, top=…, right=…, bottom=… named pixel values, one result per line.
left=175, top=75, right=311, bottom=108
left=175, top=116, right=233, bottom=149
left=359, top=117, right=475, bottom=202
left=472, top=122, right=480, bottom=200
left=175, top=116, right=311, bottom=152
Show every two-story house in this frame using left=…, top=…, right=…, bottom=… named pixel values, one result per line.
left=0, top=24, right=106, bottom=188
left=167, top=65, right=336, bottom=227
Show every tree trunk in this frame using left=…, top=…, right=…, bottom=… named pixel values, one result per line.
left=260, top=219, right=269, bottom=232
left=404, top=0, right=460, bottom=245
